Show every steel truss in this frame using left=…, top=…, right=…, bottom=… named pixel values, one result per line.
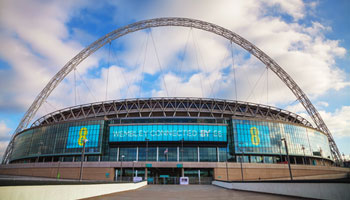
left=30, top=98, right=312, bottom=127
left=2, top=18, right=341, bottom=164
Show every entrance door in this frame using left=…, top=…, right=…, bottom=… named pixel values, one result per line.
left=148, top=168, right=181, bottom=184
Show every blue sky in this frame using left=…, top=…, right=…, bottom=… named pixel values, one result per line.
left=0, top=0, right=349, bottom=160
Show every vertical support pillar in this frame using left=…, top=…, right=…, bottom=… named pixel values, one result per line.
left=181, top=168, right=184, bottom=177
left=136, top=147, right=139, bottom=161
left=217, top=147, right=220, bottom=162
left=197, top=146, right=200, bottom=162
left=198, top=169, right=201, bottom=184
left=156, top=146, right=159, bottom=162
left=117, top=147, right=119, bottom=162
left=145, top=167, right=148, bottom=180
left=177, top=147, right=179, bottom=162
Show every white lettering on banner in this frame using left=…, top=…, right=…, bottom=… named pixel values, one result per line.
left=151, top=130, right=156, bottom=136
left=192, top=130, right=197, bottom=137
left=111, top=125, right=226, bottom=141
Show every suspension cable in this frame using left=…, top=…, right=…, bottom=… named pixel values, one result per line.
left=76, top=70, right=98, bottom=102
left=45, top=100, right=58, bottom=111
left=150, top=29, right=169, bottom=97
left=105, top=42, right=111, bottom=101
left=126, top=30, right=149, bottom=98
left=245, top=67, right=267, bottom=102
left=74, top=68, right=77, bottom=105
left=231, top=41, right=238, bottom=100
left=110, top=43, right=134, bottom=98
left=193, top=29, right=214, bottom=98
left=191, top=30, right=204, bottom=97
left=139, top=32, right=150, bottom=97
left=257, top=68, right=268, bottom=104
left=266, top=66, right=269, bottom=105
left=209, top=41, right=231, bottom=98
left=174, top=27, right=192, bottom=96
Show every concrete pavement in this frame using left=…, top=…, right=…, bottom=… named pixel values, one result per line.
left=84, top=185, right=305, bottom=200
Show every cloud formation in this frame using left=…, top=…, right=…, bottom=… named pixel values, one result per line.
left=0, top=121, right=11, bottom=160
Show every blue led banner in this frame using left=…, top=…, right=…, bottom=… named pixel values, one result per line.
left=236, top=123, right=271, bottom=147
left=109, top=124, right=227, bottom=142
left=66, top=125, right=100, bottom=148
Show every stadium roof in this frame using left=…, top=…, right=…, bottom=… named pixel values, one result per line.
left=32, top=97, right=313, bottom=128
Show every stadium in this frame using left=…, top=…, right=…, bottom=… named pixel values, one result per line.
left=1, top=18, right=348, bottom=184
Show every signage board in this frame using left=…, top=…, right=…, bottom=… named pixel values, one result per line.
left=109, top=124, right=227, bottom=142
left=66, top=125, right=100, bottom=148
left=146, top=163, right=152, bottom=168
left=236, top=123, right=270, bottom=147
left=176, top=164, right=183, bottom=168
left=180, top=177, right=189, bottom=185
left=133, top=177, right=143, bottom=182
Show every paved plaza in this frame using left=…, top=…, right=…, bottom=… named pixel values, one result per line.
left=84, top=185, right=305, bottom=200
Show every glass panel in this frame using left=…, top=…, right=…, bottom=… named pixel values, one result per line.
left=180, top=147, right=198, bottom=162
left=138, top=147, right=157, bottom=161
left=119, top=147, right=137, bottom=161
left=218, top=147, right=228, bottom=162
left=199, top=147, right=217, bottom=162
left=158, top=147, right=177, bottom=161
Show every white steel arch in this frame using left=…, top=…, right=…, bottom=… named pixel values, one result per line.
left=2, top=17, right=341, bottom=163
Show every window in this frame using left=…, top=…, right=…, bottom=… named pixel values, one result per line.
left=199, top=147, right=217, bottom=162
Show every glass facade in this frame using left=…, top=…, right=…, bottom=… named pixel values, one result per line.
left=159, top=147, right=177, bottom=162
left=9, top=117, right=333, bottom=165
left=10, top=120, right=104, bottom=161
left=199, top=147, right=217, bottom=162
left=232, top=119, right=332, bottom=159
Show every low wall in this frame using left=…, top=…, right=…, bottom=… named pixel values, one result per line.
left=1, top=162, right=349, bottom=181
left=0, top=181, right=147, bottom=200
left=214, top=163, right=350, bottom=181
left=212, top=180, right=350, bottom=200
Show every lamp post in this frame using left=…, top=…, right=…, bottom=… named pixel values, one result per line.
left=225, top=147, right=229, bottom=181
left=181, top=138, right=184, bottom=162
left=120, top=155, right=125, bottom=182
left=278, top=141, right=283, bottom=162
left=301, top=145, right=306, bottom=165
left=320, top=148, right=324, bottom=166
left=239, top=142, right=244, bottom=182
left=37, top=141, right=43, bottom=162
left=281, top=138, right=293, bottom=180
left=132, top=161, right=136, bottom=181
left=79, top=139, right=88, bottom=181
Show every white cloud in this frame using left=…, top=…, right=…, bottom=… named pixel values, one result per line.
left=261, top=0, right=306, bottom=20
left=102, top=0, right=348, bottom=106
left=316, top=101, right=329, bottom=108
left=0, top=121, right=11, bottom=161
left=0, top=121, right=11, bottom=141
left=1, top=0, right=348, bottom=114
left=320, top=106, right=350, bottom=138
left=0, top=141, right=9, bottom=162
left=0, top=0, right=99, bottom=113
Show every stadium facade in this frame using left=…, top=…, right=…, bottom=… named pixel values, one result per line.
left=4, top=98, right=339, bottom=183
